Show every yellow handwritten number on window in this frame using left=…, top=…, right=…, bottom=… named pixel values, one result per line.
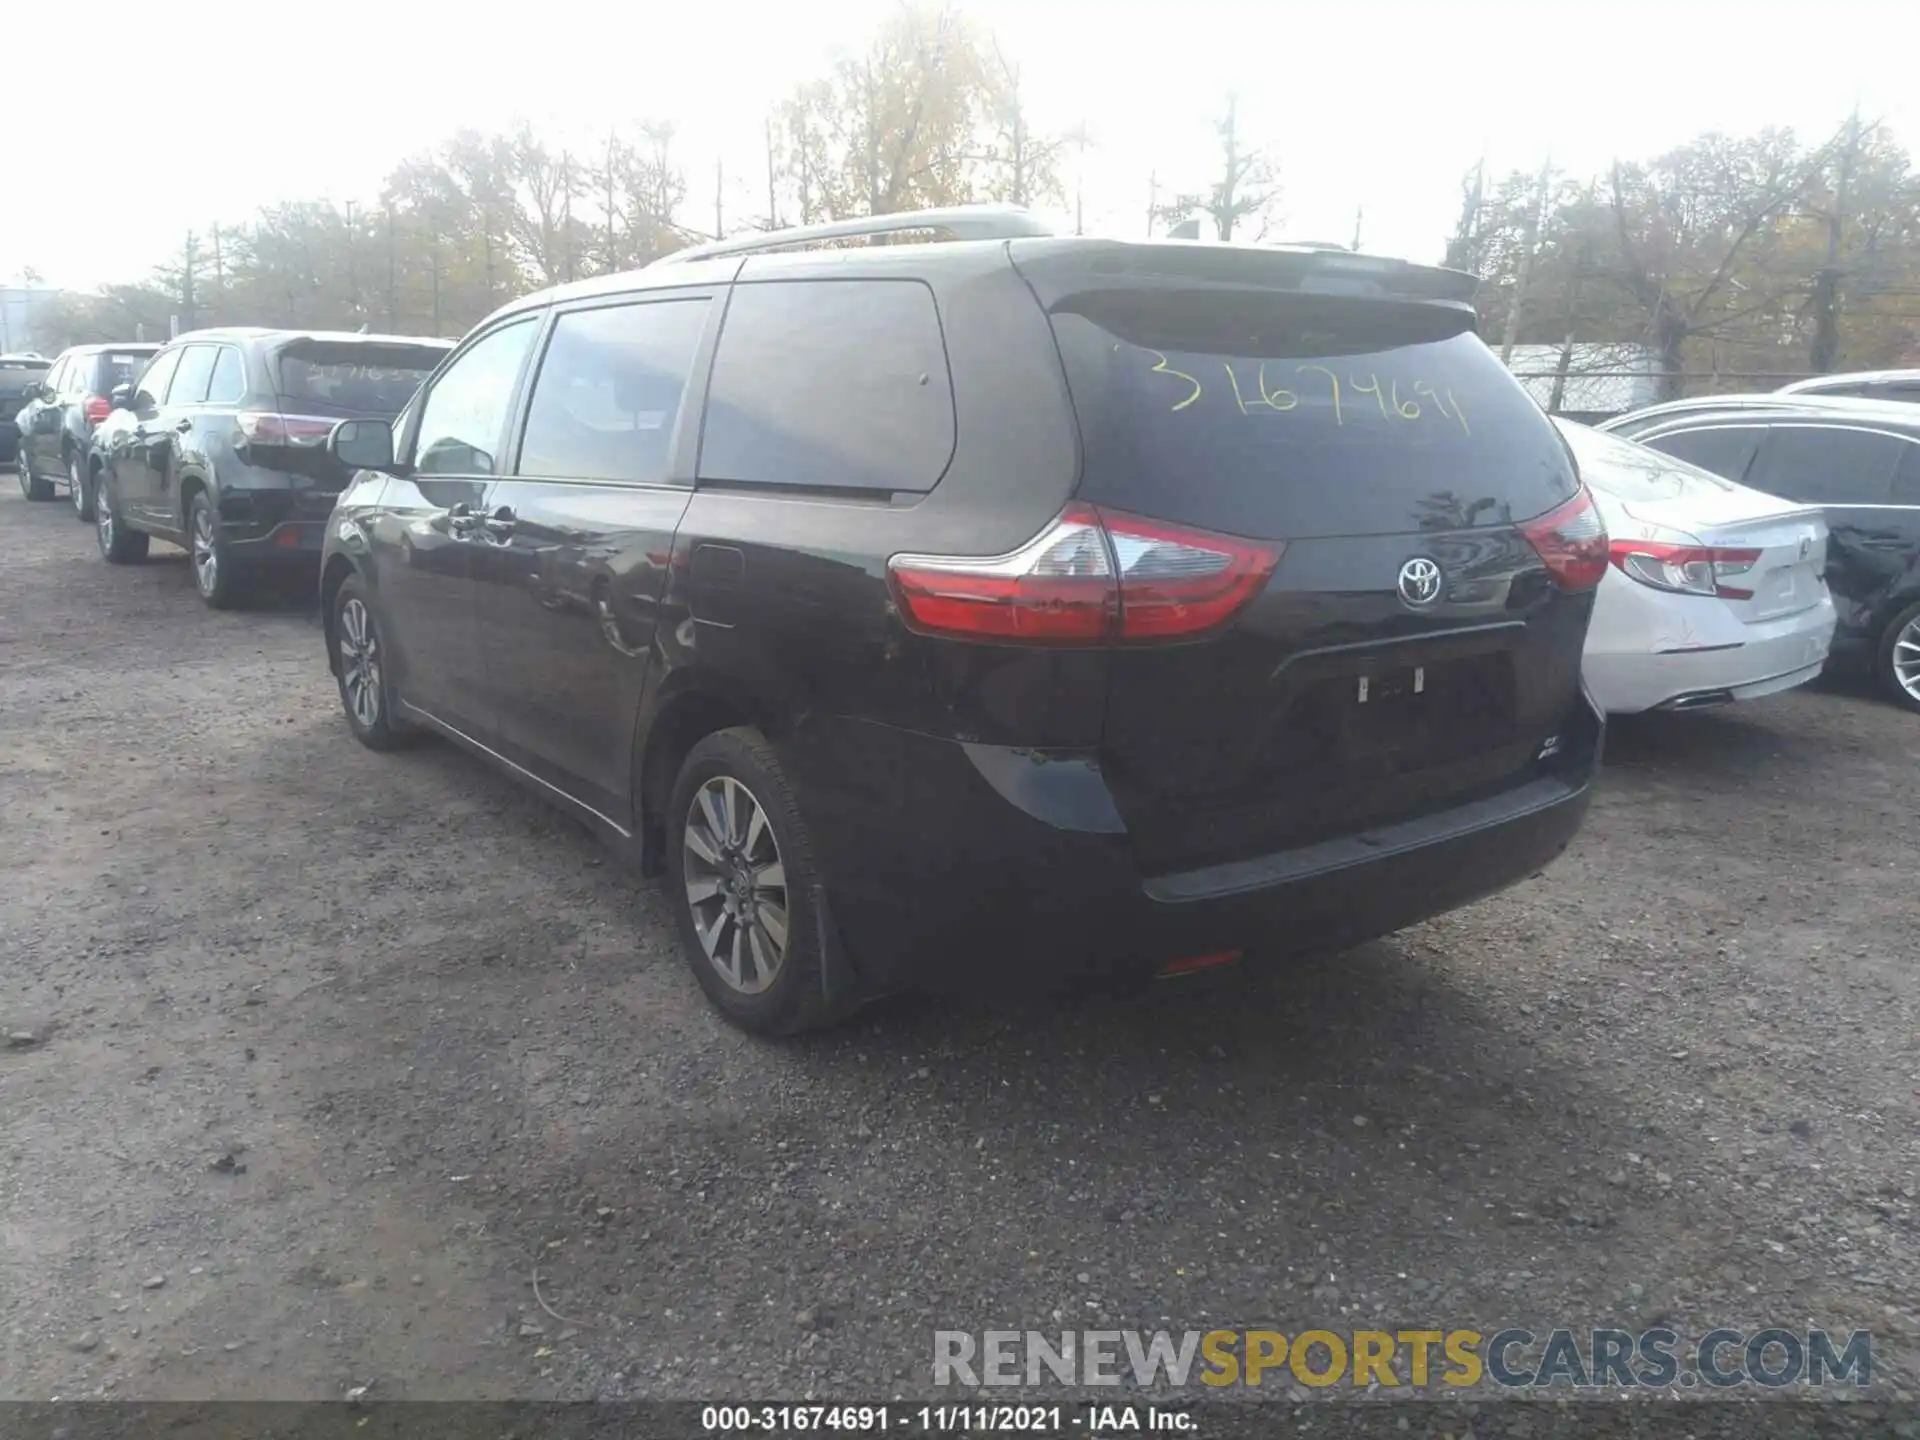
left=1148, top=350, right=1203, bottom=412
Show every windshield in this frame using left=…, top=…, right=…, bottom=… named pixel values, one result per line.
left=275, top=342, right=448, bottom=416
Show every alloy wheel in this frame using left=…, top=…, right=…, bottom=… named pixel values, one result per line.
left=1894, top=613, right=1920, bottom=704
left=191, top=504, right=219, bottom=596
left=71, top=456, right=87, bottom=516
left=95, top=482, right=114, bottom=549
left=682, top=775, right=789, bottom=995
left=337, top=598, right=383, bottom=729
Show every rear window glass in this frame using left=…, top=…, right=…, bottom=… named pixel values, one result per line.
left=0, top=360, right=48, bottom=402
left=94, top=352, right=154, bottom=392
left=276, top=342, right=448, bottom=415
left=1554, top=419, right=1740, bottom=504
left=1049, top=293, right=1575, bottom=540
left=698, top=279, right=956, bottom=493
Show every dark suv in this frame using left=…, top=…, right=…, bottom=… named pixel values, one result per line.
left=1615, top=397, right=1920, bottom=711
left=90, top=328, right=451, bottom=606
left=318, top=207, right=1607, bottom=1033
left=15, top=343, right=160, bottom=517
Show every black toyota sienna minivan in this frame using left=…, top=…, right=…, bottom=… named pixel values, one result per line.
left=319, top=207, right=1606, bottom=1033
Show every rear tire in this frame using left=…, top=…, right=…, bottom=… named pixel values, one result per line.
left=1876, top=599, right=1920, bottom=715
left=188, top=492, right=246, bottom=609
left=331, top=574, right=415, bottom=751
left=71, top=451, right=95, bottom=521
left=18, top=452, right=54, bottom=501
left=94, top=473, right=148, bottom=564
left=666, top=727, right=843, bottom=1035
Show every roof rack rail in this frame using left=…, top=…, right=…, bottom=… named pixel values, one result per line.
left=652, top=204, right=1056, bottom=266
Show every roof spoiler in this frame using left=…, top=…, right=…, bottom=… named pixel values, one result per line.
left=1010, top=238, right=1480, bottom=311
left=653, top=204, right=1056, bottom=266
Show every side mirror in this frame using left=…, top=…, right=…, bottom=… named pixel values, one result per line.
left=110, top=383, right=135, bottom=411
left=330, top=417, right=396, bottom=472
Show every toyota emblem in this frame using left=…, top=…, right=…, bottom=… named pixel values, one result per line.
left=1396, top=557, right=1444, bottom=608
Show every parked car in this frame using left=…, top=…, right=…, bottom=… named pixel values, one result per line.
left=1777, top=368, right=1920, bottom=404
left=15, top=343, right=160, bottom=518
left=1619, top=398, right=1920, bottom=712
left=317, top=205, right=1607, bottom=1034
left=89, top=328, right=452, bottom=607
left=3, top=352, right=52, bottom=474
left=1595, top=393, right=1890, bottom=440
left=1554, top=419, right=1834, bottom=714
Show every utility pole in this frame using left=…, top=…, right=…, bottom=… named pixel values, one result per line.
left=1350, top=205, right=1364, bottom=252
left=385, top=209, right=398, bottom=331
left=1501, top=155, right=1553, bottom=365
left=714, top=156, right=725, bottom=239
left=1146, top=171, right=1158, bottom=238
left=180, top=231, right=199, bottom=332
left=344, top=200, right=358, bottom=323
left=562, top=151, right=576, bottom=283
left=606, top=130, right=620, bottom=269
left=211, top=223, right=224, bottom=301
left=765, top=118, right=781, bottom=230
left=481, top=206, right=495, bottom=304
left=1810, top=108, right=1861, bottom=375
left=429, top=238, right=442, bottom=335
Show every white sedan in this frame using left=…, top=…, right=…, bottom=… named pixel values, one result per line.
left=1556, top=419, right=1836, bottom=714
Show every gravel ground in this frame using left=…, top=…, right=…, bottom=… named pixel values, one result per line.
left=2, top=478, right=1917, bottom=1404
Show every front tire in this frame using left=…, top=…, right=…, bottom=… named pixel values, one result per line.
left=188, top=492, right=246, bottom=608
left=1877, top=599, right=1920, bottom=714
left=71, top=451, right=95, bottom=521
left=331, top=574, right=414, bottom=751
left=94, top=473, right=148, bottom=564
left=667, top=727, right=841, bottom=1035
left=18, top=452, right=54, bottom=501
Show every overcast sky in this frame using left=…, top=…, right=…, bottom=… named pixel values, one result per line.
left=8, top=0, right=1917, bottom=292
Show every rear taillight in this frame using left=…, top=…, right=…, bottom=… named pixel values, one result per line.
left=1608, top=540, right=1762, bottom=600
left=1518, top=487, right=1608, bottom=590
left=887, top=503, right=1283, bottom=645
left=83, top=395, right=111, bottom=427
left=237, top=412, right=335, bottom=448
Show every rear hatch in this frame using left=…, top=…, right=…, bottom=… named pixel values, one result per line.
left=258, top=338, right=448, bottom=491
left=0, top=359, right=49, bottom=417
left=1014, top=241, right=1598, bottom=874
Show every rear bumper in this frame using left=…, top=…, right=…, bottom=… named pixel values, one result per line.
left=1584, top=595, right=1835, bottom=714
left=217, top=479, right=338, bottom=561
left=223, top=520, right=327, bottom=560
left=802, top=700, right=1600, bottom=997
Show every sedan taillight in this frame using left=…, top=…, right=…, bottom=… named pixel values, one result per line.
left=888, top=504, right=1283, bottom=645
left=1609, top=540, right=1762, bottom=599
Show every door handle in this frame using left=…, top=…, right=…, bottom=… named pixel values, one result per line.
left=444, top=502, right=481, bottom=536
left=482, top=504, right=516, bottom=539
left=172, top=418, right=193, bottom=433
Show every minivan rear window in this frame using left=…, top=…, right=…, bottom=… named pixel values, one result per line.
left=276, top=342, right=448, bottom=416
left=1049, top=292, right=1577, bottom=540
